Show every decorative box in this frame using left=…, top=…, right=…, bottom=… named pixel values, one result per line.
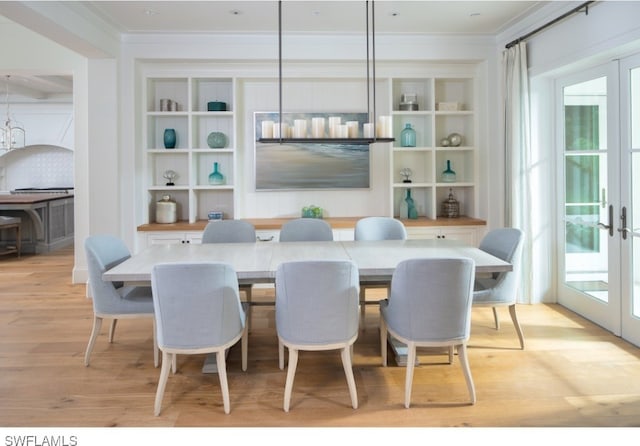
left=208, top=211, right=223, bottom=221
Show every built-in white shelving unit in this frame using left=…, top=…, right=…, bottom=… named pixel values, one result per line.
left=143, top=76, right=237, bottom=223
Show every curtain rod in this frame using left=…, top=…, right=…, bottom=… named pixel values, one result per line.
left=505, top=1, right=595, bottom=49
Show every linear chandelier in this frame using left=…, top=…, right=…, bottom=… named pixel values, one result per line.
left=0, top=75, right=26, bottom=152
left=258, top=0, right=393, bottom=145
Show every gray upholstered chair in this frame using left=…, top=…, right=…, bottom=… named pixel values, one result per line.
left=202, top=219, right=256, bottom=328
left=84, top=234, right=158, bottom=367
left=473, top=228, right=525, bottom=349
left=380, top=257, right=476, bottom=408
left=201, top=219, right=256, bottom=244
left=151, top=262, right=248, bottom=415
left=279, top=218, right=334, bottom=242
left=275, top=260, right=360, bottom=411
left=354, top=216, right=407, bottom=326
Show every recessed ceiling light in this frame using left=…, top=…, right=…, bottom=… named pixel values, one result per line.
left=144, top=9, right=158, bottom=16
left=389, top=12, right=399, bottom=17
left=230, top=10, right=242, bottom=16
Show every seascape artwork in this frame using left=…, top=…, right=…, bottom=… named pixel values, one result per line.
left=254, top=112, right=370, bottom=190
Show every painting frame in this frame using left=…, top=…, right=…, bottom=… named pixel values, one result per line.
left=254, top=111, right=370, bottom=191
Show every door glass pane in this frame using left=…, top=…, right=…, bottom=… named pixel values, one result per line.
left=563, top=77, right=609, bottom=301
left=631, top=67, right=640, bottom=317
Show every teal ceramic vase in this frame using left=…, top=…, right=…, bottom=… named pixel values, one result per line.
left=163, top=128, right=176, bottom=149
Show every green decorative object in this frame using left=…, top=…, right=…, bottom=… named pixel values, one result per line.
left=208, top=162, right=225, bottom=185
left=207, top=131, right=227, bottom=149
left=163, top=128, right=176, bottom=149
left=302, top=205, right=323, bottom=218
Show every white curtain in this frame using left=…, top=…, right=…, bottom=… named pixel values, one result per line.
left=502, top=42, right=533, bottom=304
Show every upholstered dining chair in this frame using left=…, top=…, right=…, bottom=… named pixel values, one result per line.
left=275, top=260, right=360, bottom=412
left=354, top=216, right=407, bottom=327
left=84, top=234, right=158, bottom=367
left=380, top=257, right=476, bottom=408
left=473, top=228, right=525, bottom=349
left=278, top=218, right=334, bottom=242
left=202, top=220, right=256, bottom=328
left=151, top=262, right=248, bottom=415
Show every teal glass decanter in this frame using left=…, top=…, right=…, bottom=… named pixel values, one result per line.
left=442, top=160, right=456, bottom=183
left=400, top=123, right=416, bottom=147
left=405, top=189, right=418, bottom=219
left=208, top=162, right=225, bottom=185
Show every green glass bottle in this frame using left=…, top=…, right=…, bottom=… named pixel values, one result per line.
left=405, top=189, right=418, bottom=219
left=442, top=160, right=456, bottom=182
left=400, top=123, right=416, bottom=147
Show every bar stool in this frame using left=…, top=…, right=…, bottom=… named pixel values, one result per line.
left=0, top=216, right=21, bottom=257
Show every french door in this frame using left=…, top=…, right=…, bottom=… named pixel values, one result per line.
left=557, top=54, right=640, bottom=346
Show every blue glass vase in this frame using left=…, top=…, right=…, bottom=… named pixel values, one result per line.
left=163, top=128, right=176, bottom=149
left=208, top=162, right=225, bottom=185
left=400, top=123, right=416, bottom=147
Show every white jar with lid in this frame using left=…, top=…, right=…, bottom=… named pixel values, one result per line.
left=156, top=195, right=177, bottom=224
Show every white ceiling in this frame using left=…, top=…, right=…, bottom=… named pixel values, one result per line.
left=0, top=1, right=548, bottom=100
left=85, top=1, right=546, bottom=35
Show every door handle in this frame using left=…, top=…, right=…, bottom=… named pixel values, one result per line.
left=618, top=206, right=629, bottom=240
left=597, top=204, right=614, bottom=237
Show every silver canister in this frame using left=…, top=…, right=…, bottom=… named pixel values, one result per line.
left=156, top=195, right=177, bottom=223
left=159, top=98, right=172, bottom=111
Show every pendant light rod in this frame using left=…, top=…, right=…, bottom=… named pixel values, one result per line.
left=278, top=0, right=283, bottom=143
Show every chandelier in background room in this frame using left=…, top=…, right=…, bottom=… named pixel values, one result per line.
left=1, top=75, right=26, bottom=152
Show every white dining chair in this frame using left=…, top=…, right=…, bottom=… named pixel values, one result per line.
left=84, top=234, right=158, bottom=367
left=354, top=216, right=407, bottom=327
left=151, top=261, right=248, bottom=415
left=380, top=257, right=476, bottom=408
left=275, top=260, right=360, bottom=411
left=279, top=218, right=334, bottom=242
left=473, top=228, right=526, bottom=349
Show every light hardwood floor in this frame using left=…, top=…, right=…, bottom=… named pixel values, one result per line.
left=1, top=245, right=640, bottom=428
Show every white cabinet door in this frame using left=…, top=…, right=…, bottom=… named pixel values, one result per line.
left=144, top=231, right=203, bottom=246
left=407, top=226, right=479, bottom=245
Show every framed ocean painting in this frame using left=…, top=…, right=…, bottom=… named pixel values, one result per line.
left=254, top=112, right=370, bottom=190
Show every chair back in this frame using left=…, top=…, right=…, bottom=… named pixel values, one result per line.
left=354, top=216, right=407, bottom=241
left=85, top=234, right=133, bottom=314
left=476, top=228, right=524, bottom=302
left=151, top=262, right=246, bottom=350
left=275, top=260, right=359, bottom=345
left=279, top=218, right=334, bottom=242
left=383, top=258, right=475, bottom=342
left=202, top=220, right=256, bottom=244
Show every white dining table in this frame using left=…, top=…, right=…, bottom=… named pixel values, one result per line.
left=102, top=238, right=511, bottom=369
left=103, top=238, right=511, bottom=284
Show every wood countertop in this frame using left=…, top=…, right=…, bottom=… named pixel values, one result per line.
left=137, top=216, right=486, bottom=232
left=0, top=193, right=74, bottom=205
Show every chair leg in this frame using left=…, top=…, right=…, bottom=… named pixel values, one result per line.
left=171, top=354, right=177, bottom=374
left=216, top=350, right=231, bottom=414
left=245, top=286, right=252, bottom=333
left=492, top=307, right=500, bottom=330
left=457, top=344, right=476, bottom=405
left=448, top=346, right=454, bottom=364
left=283, top=348, right=299, bottom=412
left=84, top=315, right=103, bottom=366
left=380, top=317, right=388, bottom=366
left=359, top=287, right=366, bottom=329
left=404, top=342, right=416, bottom=409
left=509, top=304, right=525, bottom=350
left=241, top=321, right=248, bottom=372
left=154, top=351, right=172, bottom=416
left=152, top=318, right=159, bottom=368
left=340, top=346, right=358, bottom=409
left=278, top=339, right=285, bottom=370
left=108, top=319, right=118, bottom=343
